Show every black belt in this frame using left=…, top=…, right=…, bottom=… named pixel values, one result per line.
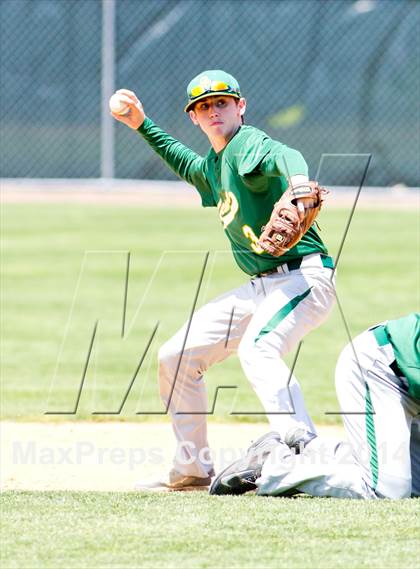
left=389, top=359, right=405, bottom=378
left=255, top=254, right=334, bottom=278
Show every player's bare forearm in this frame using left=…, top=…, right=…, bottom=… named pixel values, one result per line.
left=110, top=89, right=145, bottom=130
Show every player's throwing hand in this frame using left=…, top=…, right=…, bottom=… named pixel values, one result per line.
left=109, top=89, right=145, bottom=130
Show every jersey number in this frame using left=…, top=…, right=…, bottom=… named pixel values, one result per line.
left=217, top=191, right=239, bottom=229
left=218, top=192, right=264, bottom=254
left=242, top=225, right=264, bottom=254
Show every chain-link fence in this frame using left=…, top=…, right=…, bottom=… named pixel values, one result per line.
left=1, top=0, right=419, bottom=185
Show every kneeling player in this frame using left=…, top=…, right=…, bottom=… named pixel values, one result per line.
left=210, top=313, right=420, bottom=499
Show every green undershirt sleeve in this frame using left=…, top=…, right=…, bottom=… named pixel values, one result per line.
left=137, top=118, right=214, bottom=206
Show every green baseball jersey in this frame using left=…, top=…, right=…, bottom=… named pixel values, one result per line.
left=138, top=118, right=328, bottom=275
left=385, top=313, right=420, bottom=400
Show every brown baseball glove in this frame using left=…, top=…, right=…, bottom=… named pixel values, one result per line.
left=257, top=181, right=329, bottom=257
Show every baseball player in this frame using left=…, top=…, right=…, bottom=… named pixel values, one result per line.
left=211, top=313, right=420, bottom=499
left=111, top=70, right=336, bottom=490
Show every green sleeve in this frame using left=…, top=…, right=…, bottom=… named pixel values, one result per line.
left=137, top=118, right=215, bottom=207
left=386, top=313, right=420, bottom=399
left=232, top=129, right=308, bottom=193
left=258, top=141, right=309, bottom=179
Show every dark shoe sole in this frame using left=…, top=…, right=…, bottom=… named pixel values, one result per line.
left=210, top=469, right=259, bottom=495
left=209, top=432, right=283, bottom=496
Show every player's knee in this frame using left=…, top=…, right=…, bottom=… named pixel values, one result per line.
left=238, top=335, right=285, bottom=367
left=157, top=341, right=182, bottom=400
left=237, top=337, right=253, bottom=369
left=158, top=340, right=180, bottom=370
left=158, top=341, right=203, bottom=378
left=237, top=337, right=269, bottom=370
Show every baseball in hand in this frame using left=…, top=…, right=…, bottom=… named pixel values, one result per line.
left=109, top=93, right=131, bottom=115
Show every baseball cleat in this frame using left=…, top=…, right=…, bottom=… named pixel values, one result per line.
left=135, top=468, right=214, bottom=492
left=209, top=431, right=284, bottom=495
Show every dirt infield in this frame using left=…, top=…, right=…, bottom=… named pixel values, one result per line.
left=2, top=179, right=418, bottom=208
left=1, top=421, right=344, bottom=491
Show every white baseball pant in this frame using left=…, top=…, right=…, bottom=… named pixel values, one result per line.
left=257, top=326, right=420, bottom=499
left=158, top=253, right=336, bottom=477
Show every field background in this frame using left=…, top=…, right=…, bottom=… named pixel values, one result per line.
left=2, top=186, right=419, bottom=567
left=2, top=0, right=420, bottom=565
left=2, top=190, right=419, bottom=423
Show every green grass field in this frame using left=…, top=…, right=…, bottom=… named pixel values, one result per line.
left=1, top=492, right=419, bottom=569
left=1, top=201, right=419, bottom=569
left=2, top=203, right=418, bottom=422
